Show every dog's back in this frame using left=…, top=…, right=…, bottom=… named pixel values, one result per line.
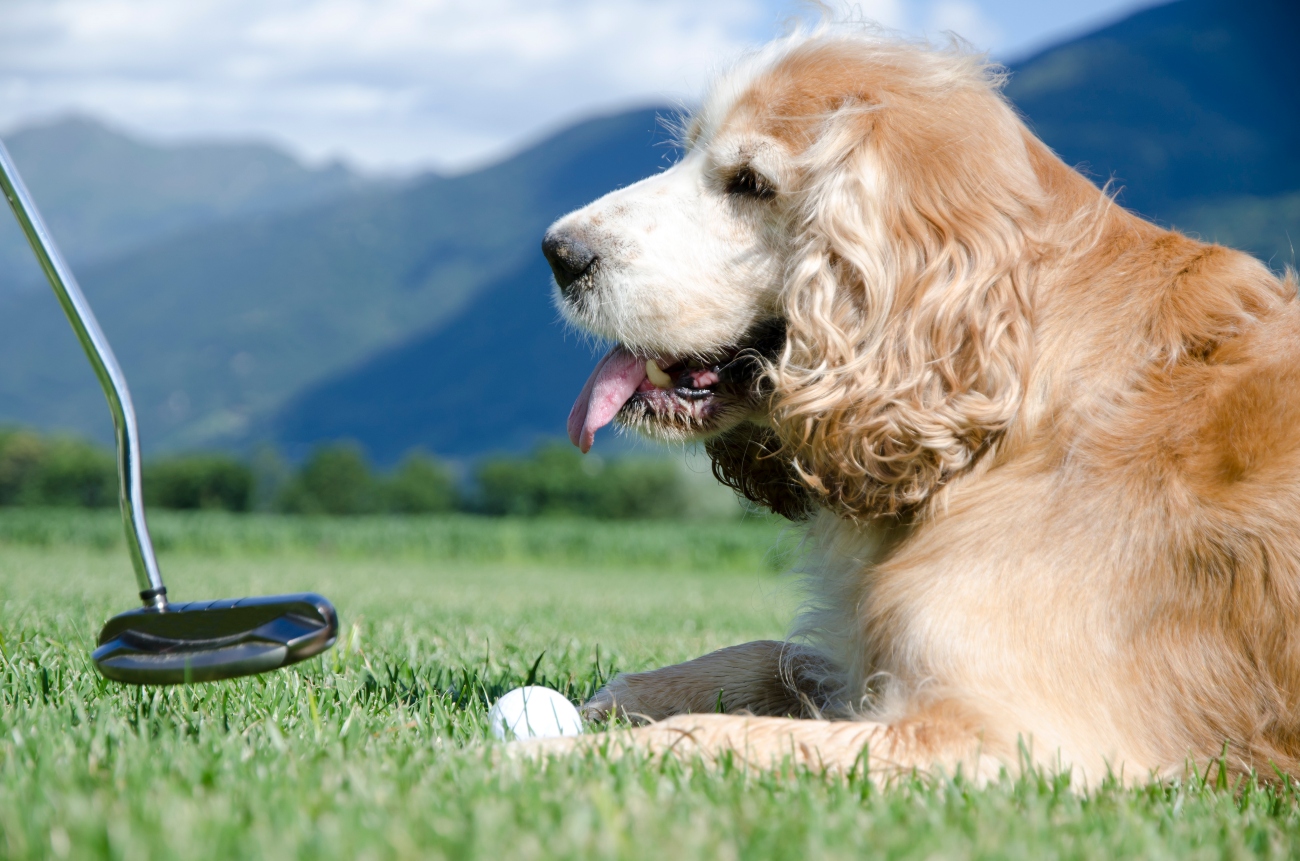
left=836, top=203, right=1300, bottom=779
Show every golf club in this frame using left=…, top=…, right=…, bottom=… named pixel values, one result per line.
left=0, top=138, right=338, bottom=685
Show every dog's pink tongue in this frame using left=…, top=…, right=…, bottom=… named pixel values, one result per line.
left=568, top=345, right=646, bottom=453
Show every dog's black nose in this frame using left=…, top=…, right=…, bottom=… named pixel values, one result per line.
left=542, top=231, right=597, bottom=293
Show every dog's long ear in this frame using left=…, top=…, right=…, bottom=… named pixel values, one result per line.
left=772, top=90, right=1041, bottom=520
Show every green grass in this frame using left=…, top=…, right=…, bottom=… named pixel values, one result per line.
left=0, top=508, right=794, bottom=572
left=3, top=511, right=1300, bottom=859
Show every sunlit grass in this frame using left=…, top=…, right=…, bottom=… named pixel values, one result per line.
left=0, top=507, right=795, bottom=571
left=2, top=512, right=1300, bottom=859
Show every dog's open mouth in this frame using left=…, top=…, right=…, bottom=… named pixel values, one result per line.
left=567, top=321, right=784, bottom=452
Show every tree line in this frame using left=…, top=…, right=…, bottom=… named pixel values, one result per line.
left=0, top=428, right=712, bottom=519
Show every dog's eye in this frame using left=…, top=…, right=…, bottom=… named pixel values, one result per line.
left=725, top=166, right=776, bottom=201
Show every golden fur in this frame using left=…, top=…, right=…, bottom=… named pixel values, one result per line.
left=535, top=30, right=1300, bottom=786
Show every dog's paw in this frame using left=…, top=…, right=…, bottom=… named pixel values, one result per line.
left=581, top=675, right=650, bottom=724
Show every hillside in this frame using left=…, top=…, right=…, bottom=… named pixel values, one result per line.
left=0, top=107, right=676, bottom=451
left=0, top=0, right=1294, bottom=463
left=1006, top=0, right=1300, bottom=265
left=266, top=255, right=601, bottom=462
left=0, top=116, right=371, bottom=293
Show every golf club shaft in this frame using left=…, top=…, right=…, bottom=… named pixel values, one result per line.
left=0, top=139, right=168, bottom=609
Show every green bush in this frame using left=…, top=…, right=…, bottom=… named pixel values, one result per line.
left=0, top=428, right=117, bottom=508
left=475, top=442, right=686, bottom=519
left=277, top=442, right=381, bottom=515
left=0, top=428, right=712, bottom=521
left=278, top=444, right=462, bottom=516
left=143, top=454, right=254, bottom=512
left=0, top=429, right=44, bottom=505
left=384, top=450, right=458, bottom=513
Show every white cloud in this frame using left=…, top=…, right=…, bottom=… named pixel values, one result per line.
left=0, top=0, right=780, bottom=172
left=0, top=0, right=1162, bottom=172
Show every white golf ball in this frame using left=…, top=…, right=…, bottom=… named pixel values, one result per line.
left=487, top=686, right=584, bottom=740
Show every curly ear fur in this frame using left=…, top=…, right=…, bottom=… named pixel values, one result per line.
left=770, top=57, right=1042, bottom=519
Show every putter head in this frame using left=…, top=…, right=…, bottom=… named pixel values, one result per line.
left=92, top=593, right=338, bottom=685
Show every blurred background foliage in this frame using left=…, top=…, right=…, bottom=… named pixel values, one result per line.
left=144, top=453, right=255, bottom=512
left=0, top=427, right=740, bottom=519
left=477, top=443, right=688, bottom=519
left=0, top=428, right=116, bottom=508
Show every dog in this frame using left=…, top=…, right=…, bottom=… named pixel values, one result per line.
left=538, top=29, right=1300, bottom=786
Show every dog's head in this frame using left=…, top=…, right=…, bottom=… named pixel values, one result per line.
left=546, top=33, right=1046, bottom=520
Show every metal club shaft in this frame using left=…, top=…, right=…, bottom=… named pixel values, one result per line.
left=0, top=139, right=168, bottom=609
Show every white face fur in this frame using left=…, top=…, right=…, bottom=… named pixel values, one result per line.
left=546, top=127, right=792, bottom=362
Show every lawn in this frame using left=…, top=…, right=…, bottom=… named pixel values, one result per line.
left=2, top=510, right=1300, bottom=860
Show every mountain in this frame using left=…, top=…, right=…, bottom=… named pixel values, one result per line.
left=1, top=0, right=1294, bottom=463
left=267, top=255, right=598, bottom=462
left=0, top=107, right=677, bottom=451
left=1006, top=0, right=1300, bottom=265
left=0, top=116, right=371, bottom=293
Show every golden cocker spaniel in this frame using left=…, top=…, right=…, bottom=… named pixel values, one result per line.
left=539, top=29, right=1300, bottom=785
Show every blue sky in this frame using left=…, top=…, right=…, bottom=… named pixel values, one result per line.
left=0, top=0, right=1169, bottom=173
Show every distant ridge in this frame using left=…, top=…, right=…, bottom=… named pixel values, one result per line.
left=0, top=106, right=678, bottom=453
left=0, top=115, right=372, bottom=293
left=1006, top=0, right=1300, bottom=263
left=267, top=255, right=600, bottom=463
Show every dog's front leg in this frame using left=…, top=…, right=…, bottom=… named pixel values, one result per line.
left=524, top=709, right=1003, bottom=784
left=582, top=640, right=830, bottom=723
left=523, top=696, right=1006, bottom=782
